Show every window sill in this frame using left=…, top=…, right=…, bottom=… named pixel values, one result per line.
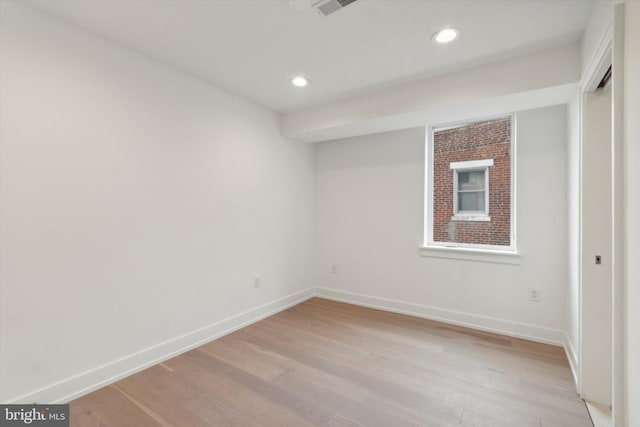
left=451, top=215, right=490, bottom=222
left=419, top=245, right=521, bottom=265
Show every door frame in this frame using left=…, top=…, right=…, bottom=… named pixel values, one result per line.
left=578, top=4, right=625, bottom=425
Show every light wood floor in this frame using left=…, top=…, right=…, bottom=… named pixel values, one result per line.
left=70, top=298, right=592, bottom=427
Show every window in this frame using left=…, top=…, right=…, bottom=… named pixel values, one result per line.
left=451, top=159, right=493, bottom=220
left=457, top=170, right=486, bottom=212
left=423, top=116, right=516, bottom=257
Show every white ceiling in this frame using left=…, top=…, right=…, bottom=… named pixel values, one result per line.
left=26, top=0, right=595, bottom=113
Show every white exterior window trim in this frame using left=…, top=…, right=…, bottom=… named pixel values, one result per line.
left=451, top=159, right=493, bottom=221
left=422, top=113, right=518, bottom=261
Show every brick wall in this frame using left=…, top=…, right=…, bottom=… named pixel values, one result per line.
left=433, top=118, right=511, bottom=246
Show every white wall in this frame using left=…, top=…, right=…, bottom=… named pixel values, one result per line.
left=582, top=0, right=617, bottom=77
left=315, top=105, right=568, bottom=344
left=0, top=2, right=314, bottom=403
left=623, top=3, right=640, bottom=425
left=566, top=93, right=580, bottom=381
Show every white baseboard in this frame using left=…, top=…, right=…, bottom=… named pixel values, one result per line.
left=585, top=401, right=612, bottom=427
left=314, top=287, right=566, bottom=346
left=9, top=286, right=573, bottom=404
left=564, top=331, right=580, bottom=390
left=8, top=288, right=315, bottom=404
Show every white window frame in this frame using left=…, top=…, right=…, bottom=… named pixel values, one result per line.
left=422, top=114, right=518, bottom=260
left=451, top=159, right=493, bottom=221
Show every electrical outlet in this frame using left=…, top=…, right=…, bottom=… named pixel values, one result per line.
left=331, top=264, right=337, bottom=274
left=529, top=288, right=540, bottom=302
left=253, top=276, right=261, bottom=288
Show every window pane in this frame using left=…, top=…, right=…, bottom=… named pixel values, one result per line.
left=458, top=170, right=485, bottom=191
left=458, top=191, right=485, bottom=211
left=431, top=116, right=511, bottom=247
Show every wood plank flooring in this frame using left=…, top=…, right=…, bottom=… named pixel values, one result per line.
left=70, top=298, right=592, bottom=426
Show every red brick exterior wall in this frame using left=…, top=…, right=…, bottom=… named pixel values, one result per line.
left=432, top=118, right=511, bottom=246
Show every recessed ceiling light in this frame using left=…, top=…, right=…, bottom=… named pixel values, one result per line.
left=433, top=28, right=460, bottom=43
left=292, top=76, right=309, bottom=87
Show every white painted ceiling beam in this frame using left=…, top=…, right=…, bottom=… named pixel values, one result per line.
left=282, top=44, right=581, bottom=143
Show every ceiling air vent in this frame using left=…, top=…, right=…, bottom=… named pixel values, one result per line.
left=312, top=0, right=358, bottom=16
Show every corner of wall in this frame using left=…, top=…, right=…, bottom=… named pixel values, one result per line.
left=314, top=288, right=566, bottom=346
left=7, top=289, right=315, bottom=404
